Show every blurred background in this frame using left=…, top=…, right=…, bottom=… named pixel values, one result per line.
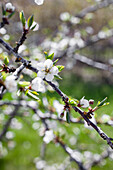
left=0, top=0, right=113, bottom=169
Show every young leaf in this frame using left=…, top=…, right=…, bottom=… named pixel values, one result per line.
left=25, top=89, right=39, bottom=100
left=30, top=24, right=37, bottom=30
left=30, top=90, right=39, bottom=96
left=57, top=65, right=65, bottom=72
left=53, top=59, right=58, bottom=66
left=48, top=53, right=54, bottom=60
left=97, top=97, right=108, bottom=107
left=44, top=52, right=54, bottom=60
left=27, top=15, right=34, bottom=28
left=2, top=5, right=6, bottom=16
left=8, top=11, right=15, bottom=19
left=66, top=111, right=70, bottom=124
left=20, top=11, right=26, bottom=27
left=4, top=56, right=9, bottom=65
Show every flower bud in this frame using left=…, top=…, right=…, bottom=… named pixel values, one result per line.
left=60, top=112, right=64, bottom=118
left=89, top=99, right=94, bottom=105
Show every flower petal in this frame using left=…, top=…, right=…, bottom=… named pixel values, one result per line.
left=44, top=59, right=53, bottom=69
left=50, top=66, right=59, bottom=75
left=37, top=71, right=45, bottom=79
left=32, top=77, right=45, bottom=92
left=80, top=96, right=89, bottom=108
left=37, top=62, right=44, bottom=70
left=45, top=73, right=54, bottom=81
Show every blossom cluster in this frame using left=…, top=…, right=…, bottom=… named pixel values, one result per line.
left=4, top=58, right=59, bottom=93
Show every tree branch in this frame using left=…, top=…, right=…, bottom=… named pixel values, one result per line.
left=0, top=37, right=113, bottom=149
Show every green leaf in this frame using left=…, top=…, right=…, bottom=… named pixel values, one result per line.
left=48, top=53, right=54, bottom=60
left=2, top=5, right=6, bottom=16
left=25, top=89, right=39, bottom=100
left=18, top=81, right=30, bottom=88
left=44, top=52, right=54, bottom=60
left=27, top=15, right=34, bottom=28
left=20, top=11, right=26, bottom=27
left=97, top=97, right=108, bottom=107
left=53, top=59, right=58, bottom=66
left=30, top=90, right=39, bottom=96
left=66, top=111, right=70, bottom=124
left=4, top=56, right=9, bottom=65
left=57, top=65, right=65, bottom=72
left=8, top=11, right=15, bottom=19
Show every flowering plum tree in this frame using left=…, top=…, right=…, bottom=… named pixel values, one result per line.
left=0, top=1, right=113, bottom=170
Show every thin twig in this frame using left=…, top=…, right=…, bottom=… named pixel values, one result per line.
left=76, top=0, right=113, bottom=19
left=0, top=105, right=19, bottom=141
left=13, top=29, right=28, bottom=53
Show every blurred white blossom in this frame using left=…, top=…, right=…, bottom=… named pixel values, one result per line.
left=69, top=136, right=77, bottom=145
left=70, top=16, right=80, bottom=25
left=34, top=0, right=44, bottom=5
left=10, top=118, right=23, bottom=130
left=5, top=3, right=15, bottom=11
left=31, top=77, right=46, bottom=92
left=101, top=114, right=110, bottom=123
left=0, top=28, right=6, bottom=35
left=5, top=131, right=15, bottom=140
left=5, top=75, right=17, bottom=92
left=3, top=34, right=10, bottom=41
left=53, top=100, right=64, bottom=117
left=60, top=12, right=70, bottom=21
left=43, top=130, right=54, bottom=144
left=18, top=44, right=27, bottom=54
left=71, top=150, right=83, bottom=162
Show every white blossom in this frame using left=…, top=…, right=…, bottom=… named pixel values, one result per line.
left=101, top=114, right=110, bottom=123
left=43, top=130, right=54, bottom=144
left=5, top=75, right=17, bottom=92
left=60, top=12, right=70, bottom=21
left=37, top=59, right=59, bottom=81
left=80, top=96, right=89, bottom=108
left=31, top=77, right=46, bottom=92
left=5, top=3, right=15, bottom=11
left=34, top=0, right=44, bottom=5
left=53, top=100, right=64, bottom=118
left=5, top=131, right=15, bottom=140
left=35, top=160, right=46, bottom=169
